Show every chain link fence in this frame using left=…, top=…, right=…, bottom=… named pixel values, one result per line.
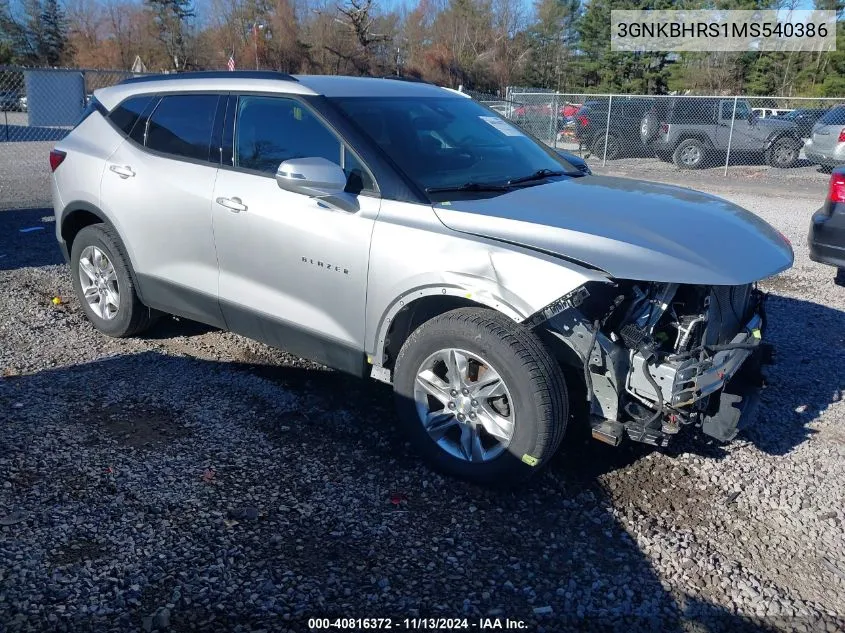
left=2, top=65, right=844, bottom=203
left=0, top=66, right=141, bottom=142
left=479, top=89, right=845, bottom=174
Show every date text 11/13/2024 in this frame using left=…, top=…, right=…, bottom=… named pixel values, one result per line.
left=308, top=617, right=530, bottom=630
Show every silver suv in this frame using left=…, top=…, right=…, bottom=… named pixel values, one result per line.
left=51, top=72, right=793, bottom=485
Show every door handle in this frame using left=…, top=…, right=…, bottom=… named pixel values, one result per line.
left=215, top=196, right=247, bottom=213
left=109, top=164, right=135, bottom=179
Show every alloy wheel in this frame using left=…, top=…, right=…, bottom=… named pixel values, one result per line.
left=413, top=348, right=515, bottom=462
left=774, top=142, right=796, bottom=166
left=78, top=246, right=120, bottom=320
left=681, top=144, right=702, bottom=166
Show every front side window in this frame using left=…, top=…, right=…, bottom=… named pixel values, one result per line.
left=735, top=101, right=752, bottom=119
left=720, top=101, right=751, bottom=120
left=146, top=94, right=219, bottom=162
left=330, top=96, right=576, bottom=194
left=235, top=96, right=340, bottom=173
left=234, top=96, right=375, bottom=192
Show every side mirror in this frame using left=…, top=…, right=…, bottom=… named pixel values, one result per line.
left=275, top=157, right=358, bottom=212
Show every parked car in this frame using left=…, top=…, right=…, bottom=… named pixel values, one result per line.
left=486, top=102, right=512, bottom=118
left=804, top=106, right=845, bottom=168
left=641, top=97, right=803, bottom=169
left=808, top=168, right=845, bottom=286
left=50, top=72, right=792, bottom=484
left=512, top=100, right=583, bottom=134
left=0, top=90, right=21, bottom=111
left=573, top=97, right=653, bottom=159
left=18, top=95, right=27, bottom=112
left=769, top=107, right=828, bottom=138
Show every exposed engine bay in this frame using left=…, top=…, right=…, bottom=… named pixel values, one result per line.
left=534, top=280, right=773, bottom=447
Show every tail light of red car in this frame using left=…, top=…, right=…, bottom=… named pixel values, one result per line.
left=49, top=149, right=66, bottom=172
left=837, top=128, right=845, bottom=143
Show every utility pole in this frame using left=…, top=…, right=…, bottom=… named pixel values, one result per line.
left=252, top=22, right=267, bottom=70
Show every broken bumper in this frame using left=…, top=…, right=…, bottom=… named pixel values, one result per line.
left=627, top=312, right=764, bottom=409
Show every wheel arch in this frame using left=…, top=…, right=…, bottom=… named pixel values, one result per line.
left=764, top=130, right=801, bottom=151
left=59, top=201, right=146, bottom=303
left=674, top=132, right=714, bottom=149
left=372, top=287, right=525, bottom=373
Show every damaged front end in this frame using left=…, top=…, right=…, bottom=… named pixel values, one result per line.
left=532, top=280, right=773, bottom=447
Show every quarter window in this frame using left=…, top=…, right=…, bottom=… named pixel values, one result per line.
left=109, top=95, right=153, bottom=136
left=145, top=94, right=219, bottom=162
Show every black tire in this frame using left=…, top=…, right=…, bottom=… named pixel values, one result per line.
left=590, top=133, right=621, bottom=160
left=673, top=138, right=706, bottom=169
left=70, top=224, right=154, bottom=338
left=765, top=136, right=799, bottom=168
left=393, top=308, right=568, bottom=485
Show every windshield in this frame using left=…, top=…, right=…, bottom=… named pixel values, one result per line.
left=329, top=96, right=576, bottom=194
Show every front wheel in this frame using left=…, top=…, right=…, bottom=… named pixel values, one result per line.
left=765, top=137, right=799, bottom=168
left=393, top=308, right=568, bottom=485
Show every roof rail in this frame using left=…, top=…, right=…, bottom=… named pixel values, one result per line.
left=119, top=71, right=298, bottom=85
left=379, top=75, right=431, bottom=85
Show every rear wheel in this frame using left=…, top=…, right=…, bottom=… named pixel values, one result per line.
left=591, top=133, right=621, bottom=160
left=393, top=308, right=568, bottom=485
left=70, top=224, right=154, bottom=338
left=673, top=138, right=706, bottom=169
left=765, top=137, right=799, bottom=168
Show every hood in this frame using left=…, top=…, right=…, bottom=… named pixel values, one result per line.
left=432, top=176, right=793, bottom=285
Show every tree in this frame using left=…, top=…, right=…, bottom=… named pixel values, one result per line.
left=38, top=0, right=71, bottom=65
left=577, top=0, right=674, bottom=93
left=317, top=0, right=393, bottom=75
left=524, top=0, right=580, bottom=90
left=146, top=0, right=195, bottom=70
left=0, top=0, right=29, bottom=63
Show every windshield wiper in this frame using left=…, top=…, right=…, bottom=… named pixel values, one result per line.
left=507, top=169, right=568, bottom=185
left=426, top=181, right=512, bottom=194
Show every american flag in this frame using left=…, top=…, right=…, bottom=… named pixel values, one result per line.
left=227, top=55, right=235, bottom=71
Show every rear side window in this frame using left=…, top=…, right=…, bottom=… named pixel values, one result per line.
left=146, top=94, right=219, bottom=162
left=622, top=101, right=650, bottom=117
left=109, top=96, right=154, bottom=136
left=819, top=107, right=845, bottom=126
left=671, top=99, right=716, bottom=123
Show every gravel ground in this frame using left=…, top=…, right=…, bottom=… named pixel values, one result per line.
left=1, top=152, right=844, bottom=632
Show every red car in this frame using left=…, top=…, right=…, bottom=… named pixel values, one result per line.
left=512, top=101, right=582, bottom=121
